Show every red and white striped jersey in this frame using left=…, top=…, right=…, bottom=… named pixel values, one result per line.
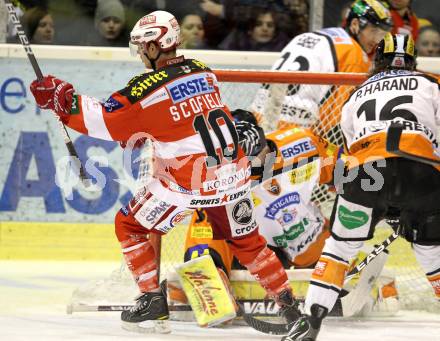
left=67, top=57, right=250, bottom=207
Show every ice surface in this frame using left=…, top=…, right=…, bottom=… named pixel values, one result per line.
left=1, top=261, right=439, bottom=341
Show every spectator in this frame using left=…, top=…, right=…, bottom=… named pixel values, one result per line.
left=179, top=13, right=207, bottom=49
left=198, top=0, right=294, bottom=49
left=21, top=6, right=54, bottom=44
left=412, top=0, right=440, bottom=31
left=282, top=0, right=309, bottom=35
left=386, top=0, right=419, bottom=40
left=416, top=26, right=440, bottom=57
left=48, top=0, right=97, bottom=45
left=87, top=0, right=127, bottom=47
left=197, top=0, right=229, bottom=49
left=219, top=8, right=289, bottom=51
left=338, top=1, right=352, bottom=27
left=121, top=0, right=200, bottom=37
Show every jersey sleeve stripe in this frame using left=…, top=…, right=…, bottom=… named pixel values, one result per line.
left=80, top=95, right=113, bottom=140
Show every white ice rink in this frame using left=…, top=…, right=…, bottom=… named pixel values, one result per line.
left=1, top=261, right=439, bottom=341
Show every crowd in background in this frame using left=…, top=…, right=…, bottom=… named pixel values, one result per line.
left=2, top=0, right=440, bottom=57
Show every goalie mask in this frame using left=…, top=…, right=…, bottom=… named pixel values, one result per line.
left=345, top=0, right=393, bottom=32
left=129, top=10, right=180, bottom=57
left=374, top=33, right=417, bottom=70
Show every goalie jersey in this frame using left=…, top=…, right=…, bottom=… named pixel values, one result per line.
left=341, top=70, right=440, bottom=170
left=251, top=27, right=370, bottom=132
left=251, top=127, right=338, bottom=266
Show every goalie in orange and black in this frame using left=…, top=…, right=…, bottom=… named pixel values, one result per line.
left=179, top=109, right=341, bottom=308
left=283, top=34, right=440, bottom=341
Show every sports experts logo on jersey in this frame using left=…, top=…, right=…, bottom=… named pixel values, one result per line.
left=280, top=138, right=316, bottom=160
left=167, top=72, right=215, bottom=103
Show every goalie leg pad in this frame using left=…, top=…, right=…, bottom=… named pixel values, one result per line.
left=176, top=255, right=237, bottom=327
left=229, top=235, right=291, bottom=299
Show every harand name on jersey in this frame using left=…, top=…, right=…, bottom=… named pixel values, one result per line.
left=355, top=77, right=418, bottom=100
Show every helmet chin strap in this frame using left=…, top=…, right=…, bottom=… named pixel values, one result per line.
left=144, top=49, right=162, bottom=71
left=144, top=51, right=162, bottom=70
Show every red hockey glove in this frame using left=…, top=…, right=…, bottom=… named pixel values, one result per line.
left=30, top=75, right=74, bottom=123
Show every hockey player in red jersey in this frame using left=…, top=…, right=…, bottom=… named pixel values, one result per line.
left=283, top=33, right=440, bottom=341
left=29, top=10, right=300, bottom=333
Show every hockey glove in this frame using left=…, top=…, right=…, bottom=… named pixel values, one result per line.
left=235, top=120, right=267, bottom=156
left=30, top=75, right=74, bottom=123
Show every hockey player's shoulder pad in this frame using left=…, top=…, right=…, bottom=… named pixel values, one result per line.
left=316, top=27, right=353, bottom=46
left=418, top=71, right=440, bottom=89
left=188, top=58, right=213, bottom=72
left=119, top=69, right=173, bottom=104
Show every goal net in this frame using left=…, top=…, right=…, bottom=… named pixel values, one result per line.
left=70, top=70, right=439, bottom=313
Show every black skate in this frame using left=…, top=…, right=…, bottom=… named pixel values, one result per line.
left=277, top=289, right=301, bottom=323
left=121, top=281, right=170, bottom=334
left=281, top=304, right=328, bottom=341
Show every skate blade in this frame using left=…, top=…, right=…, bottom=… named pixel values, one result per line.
left=121, top=319, right=171, bottom=334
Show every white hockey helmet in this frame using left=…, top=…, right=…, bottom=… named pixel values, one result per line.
left=129, top=10, right=180, bottom=57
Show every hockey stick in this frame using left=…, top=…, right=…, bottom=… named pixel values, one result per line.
left=4, top=0, right=89, bottom=186
left=67, top=300, right=290, bottom=335
left=344, top=230, right=399, bottom=283
left=239, top=230, right=400, bottom=334
left=386, top=121, right=440, bottom=167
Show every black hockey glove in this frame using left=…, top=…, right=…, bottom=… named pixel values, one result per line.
left=235, top=120, right=267, bottom=156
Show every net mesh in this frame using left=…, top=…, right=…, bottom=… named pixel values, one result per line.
left=158, top=71, right=438, bottom=311
left=70, top=71, right=439, bottom=312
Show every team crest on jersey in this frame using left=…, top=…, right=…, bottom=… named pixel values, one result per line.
left=263, top=179, right=281, bottom=196
left=276, top=208, right=298, bottom=227
left=103, top=96, right=123, bottom=112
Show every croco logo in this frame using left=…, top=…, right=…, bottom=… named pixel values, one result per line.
left=338, top=205, right=369, bottom=229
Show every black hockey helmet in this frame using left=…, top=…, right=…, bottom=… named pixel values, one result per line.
left=374, top=33, right=417, bottom=70
left=231, top=108, right=258, bottom=126
left=345, top=0, right=393, bottom=31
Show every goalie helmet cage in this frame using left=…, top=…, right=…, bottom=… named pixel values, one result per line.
left=70, top=70, right=439, bottom=313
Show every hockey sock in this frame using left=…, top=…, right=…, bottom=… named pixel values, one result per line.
left=426, top=271, right=440, bottom=299
left=120, top=235, right=159, bottom=293
left=305, top=252, right=349, bottom=313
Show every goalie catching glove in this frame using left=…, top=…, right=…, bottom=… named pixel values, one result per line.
left=30, top=75, right=74, bottom=122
